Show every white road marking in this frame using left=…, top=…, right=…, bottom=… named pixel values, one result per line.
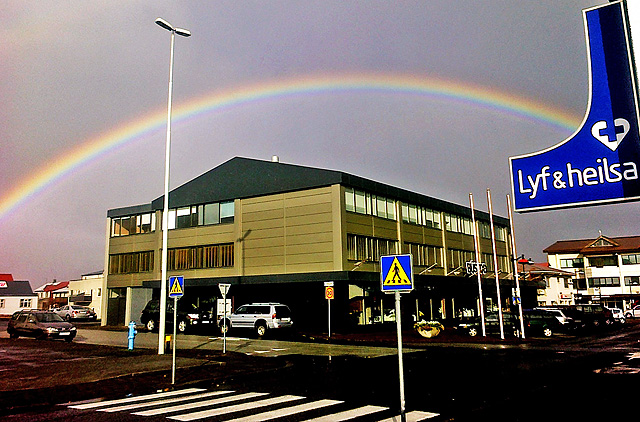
left=68, top=388, right=206, bottom=410
left=168, top=395, right=304, bottom=421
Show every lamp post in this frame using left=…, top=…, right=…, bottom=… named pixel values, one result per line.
left=155, top=17, right=190, bottom=355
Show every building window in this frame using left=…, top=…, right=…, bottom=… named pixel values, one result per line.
left=168, top=243, right=234, bottom=270
left=588, top=256, right=617, bottom=267
left=347, top=234, right=397, bottom=262
left=111, top=212, right=156, bottom=237
left=624, top=276, right=640, bottom=286
left=109, top=251, right=154, bottom=274
left=168, top=201, right=234, bottom=230
left=588, top=277, right=620, bottom=287
left=0, top=299, right=4, bottom=308
left=401, top=204, right=442, bottom=229
left=443, top=213, right=477, bottom=236
left=448, top=249, right=475, bottom=270
left=404, top=243, right=442, bottom=267
left=344, top=188, right=396, bottom=220
left=19, top=299, right=32, bottom=308
left=622, top=253, right=640, bottom=265
left=560, top=258, right=584, bottom=268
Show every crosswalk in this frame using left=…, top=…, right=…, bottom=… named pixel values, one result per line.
left=67, top=388, right=439, bottom=421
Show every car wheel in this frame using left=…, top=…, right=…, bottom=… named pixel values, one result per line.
left=65, top=336, right=74, bottom=342
left=146, top=319, right=156, bottom=332
left=177, top=320, right=187, bottom=333
left=592, top=320, right=600, bottom=327
left=36, top=330, right=47, bottom=340
left=543, top=327, right=553, bottom=337
left=65, top=315, right=72, bottom=322
left=625, top=313, right=632, bottom=319
left=468, top=327, right=478, bottom=337
left=256, top=323, right=267, bottom=337
left=8, top=331, right=18, bottom=339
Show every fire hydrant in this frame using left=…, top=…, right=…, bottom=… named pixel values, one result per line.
left=128, top=321, right=137, bottom=350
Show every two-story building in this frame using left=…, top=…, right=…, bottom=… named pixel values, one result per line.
left=68, top=271, right=104, bottom=320
left=544, top=234, right=640, bottom=310
left=34, top=281, right=69, bottom=310
left=103, top=157, right=536, bottom=330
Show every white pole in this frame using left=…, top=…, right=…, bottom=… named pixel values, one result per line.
left=507, top=195, right=526, bottom=339
left=223, top=290, right=227, bottom=353
left=469, top=193, right=486, bottom=337
left=487, top=189, right=504, bottom=340
left=158, top=29, right=175, bottom=355
left=328, top=297, right=331, bottom=338
left=395, top=291, right=406, bottom=422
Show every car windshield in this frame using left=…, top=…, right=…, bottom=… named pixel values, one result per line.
left=36, top=313, right=65, bottom=323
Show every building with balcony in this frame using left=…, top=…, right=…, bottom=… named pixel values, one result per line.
left=68, top=271, right=104, bottom=320
left=34, top=281, right=69, bottom=310
left=544, top=234, right=640, bottom=310
left=103, top=157, right=534, bottom=330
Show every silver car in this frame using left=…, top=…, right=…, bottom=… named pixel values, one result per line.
left=57, top=305, right=97, bottom=321
left=219, top=303, right=293, bottom=337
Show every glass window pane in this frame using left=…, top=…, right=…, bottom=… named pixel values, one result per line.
left=220, top=201, right=234, bottom=223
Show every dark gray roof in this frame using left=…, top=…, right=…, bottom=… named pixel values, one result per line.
left=109, top=157, right=507, bottom=225
left=0, top=280, right=36, bottom=297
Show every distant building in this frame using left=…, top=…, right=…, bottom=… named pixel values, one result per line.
left=544, top=234, right=640, bottom=310
left=68, top=271, right=104, bottom=320
left=35, top=281, right=70, bottom=310
left=0, top=274, right=37, bottom=317
left=518, top=262, right=574, bottom=306
left=104, top=157, right=534, bottom=330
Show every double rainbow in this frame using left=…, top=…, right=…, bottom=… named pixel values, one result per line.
left=0, top=73, right=581, bottom=221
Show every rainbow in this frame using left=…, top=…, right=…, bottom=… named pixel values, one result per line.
left=0, top=73, right=581, bottom=221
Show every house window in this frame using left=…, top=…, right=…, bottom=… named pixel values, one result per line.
left=168, top=243, right=234, bottom=270
left=0, top=299, right=4, bottom=308
left=346, top=234, right=397, bottom=262
left=19, top=299, right=32, bottom=308
left=344, top=188, right=396, bottom=220
left=404, top=243, right=442, bottom=267
left=109, top=251, right=154, bottom=274
left=622, top=253, right=640, bottom=265
left=588, top=256, right=617, bottom=267
left=111, top=212, right=156, bottom=237
left=168, top=201, right=235, bottom=230
left=560, top=258, right=584, bottom=268
left=588, top=277, right=620, bottom=287
left=624, top=276, right=640, bottom=286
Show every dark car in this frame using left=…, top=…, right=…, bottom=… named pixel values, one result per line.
left=7, top=310, right=77, bottom=342
left=573, top=304, right=614, bottom=328
left=457, top=312, right=520, bottom=337
left=522, top=310, right=562, bottom=337
left=140, top=299, right=201, bottom=333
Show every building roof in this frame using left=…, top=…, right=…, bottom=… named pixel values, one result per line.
left=544, top=235, right=640, bottom=255
left=42, top=281, right=69, bottom=293
left=520, top=262, right=573, bottom=277
left=0, top=274, right=14, bottom=281
left=108, top=157, right=509, bottom=225
left=0, top=280, right=37, bottom=297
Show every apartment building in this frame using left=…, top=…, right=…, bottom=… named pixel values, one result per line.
left=103, top=157, right=530, bottom=330
left=544, top=234, right=640, bottom=310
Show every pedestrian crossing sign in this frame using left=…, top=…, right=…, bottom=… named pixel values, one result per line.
left=169, top=276, right=184, bottom=298
left=381, top=254, right=413, bottom=293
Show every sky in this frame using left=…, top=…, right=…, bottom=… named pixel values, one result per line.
left=2, top=0, right=639, bottom=287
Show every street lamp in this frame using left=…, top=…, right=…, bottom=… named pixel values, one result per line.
left=156, top=17, right=190, bottom=355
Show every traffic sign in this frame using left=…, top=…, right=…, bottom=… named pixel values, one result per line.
left=381, top=254, right=413, bottom=293
left=325, top=286, right=335, bottom=300
left=218, top=283, right=231, bottom=296
left=168, top=276, right=184, bottom=298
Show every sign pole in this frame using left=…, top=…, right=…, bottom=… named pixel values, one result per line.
left=395, top=291, right=406, bottom=422
left=223, top=289, right=227, bottom=354
left=172, top=296, right=177, bottom=384
left=469, top=193, right=487, bottom=337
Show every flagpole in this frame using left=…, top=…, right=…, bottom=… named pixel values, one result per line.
left=469, top=193, right=486, bottom=337
left=487, top=189, right=504, bottom=340
left=507, top=194, right=526, bottom=339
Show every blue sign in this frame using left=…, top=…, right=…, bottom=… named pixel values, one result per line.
left=381, top=254, right=413, bottom=293
left=168, top=276, right=184, bottom=298
left=510, top=2, right=640, bottom=212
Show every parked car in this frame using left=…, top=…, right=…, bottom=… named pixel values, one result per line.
left=535, top=307, right=579, bottom=331
left=57, top=304, right=97, bottom=321
left=573, top=304, right=614, bottom=327
left=457, top=312, right=520, bottom=337
left=522, top=310, right=562, bottom=337
left=608, top=307, right=626, bottom=324
left=219, top=303, right=293, bottom=337
left=7, top=310, right=77, bottom=342
left=140, top=299, right=201, bottom=333
left=624, top=304, right=640, bottom=319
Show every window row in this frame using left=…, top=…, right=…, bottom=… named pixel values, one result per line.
left=588, top=277, right=620, bottom=287
left=403, top=243, right=442, bottom=267
left=344, top=188, right=397, bottom=220
left=401, top=203, right=441, bottom=229
left=624, top=276, right=640, bottom=286
left=560, top=258, right=584, bottom=268
left=622, top=253, right=640, bottom=265
left=168, top=201, right=234, bottom=230
left=346, top=234, right=397, bottom=262
left=109, top=251, right=154, bottom=275
left=588, top=255, right=617, bottom=267
left=481, top=253, right=511, bottom=273
left=168, top=243, right=234, bottom=271
left=478, top=221, right=508, bottom=242
left=111, top=213, right=156, bottom=237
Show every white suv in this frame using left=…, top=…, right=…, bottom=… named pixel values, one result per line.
left=219, top=303, right=293, bottom=337
left=624, top=304, right=640, bottom=319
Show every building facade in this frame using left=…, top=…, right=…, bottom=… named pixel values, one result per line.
left=68, top=271, right=104, bottom=320
left=35, top=281, right=69, bottom=310
left=544, top=235, right=640, bottom=310
left=0, top=274, right=37, bottom=318
left=103, top=157, right=534, bottom=330
left=519, top=263, right=574, bottom=306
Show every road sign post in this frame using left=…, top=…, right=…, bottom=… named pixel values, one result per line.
left=168, top=275, right=184, bottom=384
left=324, top=282, right=334, bottom=338
left=380, top=254, right=413, bottom=422
left=218, top=283, right=231, bottom=353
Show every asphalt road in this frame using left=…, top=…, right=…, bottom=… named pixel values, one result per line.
left=1, top=320, right=640, bottom=421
